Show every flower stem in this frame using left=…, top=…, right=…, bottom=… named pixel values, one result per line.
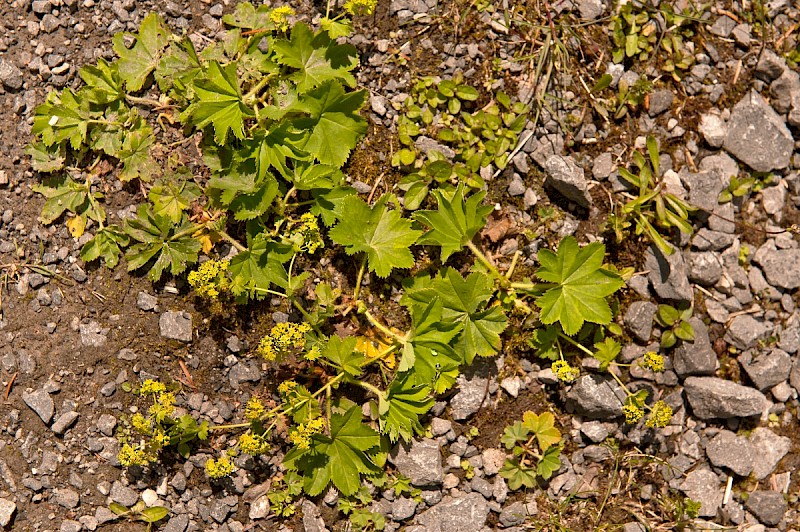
left=217, top=230, right=247, bottom=252
left=465, top=240, right=503, bottom=279
left=362, top=308, right=407, bottom=344
left=352, top=255, right=367, bottom=301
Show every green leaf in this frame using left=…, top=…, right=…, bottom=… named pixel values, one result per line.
left=187, top=61, right=255, bottom=144
left=26, top=141, right=65, bottom=173
left=536, top=444, right=562, bottom=480
left=311, top=186, right=357, bottom=227
left=403, top=298, right=463, bottom=391
left=148, top=172, right=202, bottom=223
left=118, top=120, right=156, bottom=182
left=320, top=17, right=353, bottom=38
left=109, top=503, right=129, bottom=516
left=124, top=206, right=201, bottom=281
left=322, top=335, right=364, bottom=378
left=661, top=329, right=677, bottom=349
left=155, top=38, right=203, bottom=97
left=500, top=421, right=528, bottom=450
left=499, top=459, right=538, bottom=490
left=592, top=337, right=621, bottom=371
left=329, top=194, right=421, bottom=278
left=379, top=374, right=433, bottom=443
left=656, top=304, right=680, bottom=326
left=80, top=226, right=130, bottom=269
left=222, top=1, right=272, bottom=29
left=534, top=236, right=624, bottom=335
left=32, top=175, right=100, bottom=225
left=139, top=506, right=169, bottom=523
left=32, top=89, right=91, bottom=149
left=80, top=58, right=125, bottom=104
left=528, top=325, right=560, bottom=361
left=521, top=411, right=561, bottom=451
left=413, top=185, right=493, bottom=262
left=290, top=81, right=368, bottom=167
left=674, top=320, right=695, bottom=342
left=228, top=236, right=290, bottom=299
left=112, top=12, right=169, bottom=92
left=285, top=406, right=381, bottom=496
left=273, top=22, right=358, bottom=94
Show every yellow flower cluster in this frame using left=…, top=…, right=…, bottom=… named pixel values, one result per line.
left=238, top=432, right=270, bottom=456
left=152, top=429, right=170, bottom=448
left=645, top=401, right=673, bottom=428
left=289, top=418, right=325, bottom=450
left=205, top=456, right=236, bottom=479
left=149, top=392, right=176, bottom=423
left=551, top=360, right=580, bottom=383
left=131, top=413, right=151, bottom=434
left=344, top=0, right=378, bottom=16
left=640, top=351, right=665, bottom=373
left=270, top=6, right=295, bottom=32
left=257, top=322, right=312, bottom=361
left=245, top=397, right=265, bottom=421
left=187, top=260, right=230, bottom=301
left=139, top=379, right=166, bottom=395
left=622, top=402, right=644, bottom=424
left=118, top=443, right=150, bottom=467
left=277, top=380, right=298, bottom=395
left=290, top=213, right=324, bottom=254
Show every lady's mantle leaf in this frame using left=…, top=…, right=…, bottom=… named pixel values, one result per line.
left=521, top=411, right=561, bottom=451
left=329, top=195, right=421, bottom=278
left=379, top=374, right=433, bottom=443
left=112, top=12, right=169, bottom=92
left=534, top=236, right=624, bottom=335
left=187, top=61, right=255, bottom=144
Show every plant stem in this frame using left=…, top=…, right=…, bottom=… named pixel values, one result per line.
left=465, top=240, right=503, bottom=279
left=505, top=250, right=521, bottom=279
left=352, top=255, right=367, bottom=301
left=126, top=94, right=169, bottom=108
left=362, top=308, right=407, bottom=344
left=217, top=230, right=247, bottom=252
left=557, top=331, right=594, bottom=357
left=243, top=75, right=273, bottom=105
left=208, top=422, right=251, bottom=431
left=355, top=380, right=384, bottom=400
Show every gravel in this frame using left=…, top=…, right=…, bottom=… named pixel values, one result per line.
left=723, top=90, right=793, bottom=172
left=390, top=439, right=443, bottom=487
left=684, top=377, right=768, bottom=419
left=22, top=388, right=55, bottom=425
left=745, top=490, right=788, bottom=526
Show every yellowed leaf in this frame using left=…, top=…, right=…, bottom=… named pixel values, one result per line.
left=66, top=215, right=86, bottom=238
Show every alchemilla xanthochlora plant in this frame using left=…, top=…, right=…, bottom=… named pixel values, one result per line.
left=27, top=0, right=676, bottom=521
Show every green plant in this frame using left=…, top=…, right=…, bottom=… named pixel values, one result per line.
left=590, top=72, right=653, bottom=120
left=718, top=173, right=773, bottom=203
left=499, top=411, right=563, bottom=489
left=610, top=1, right=704, bottom=79
left=609, top=136, right=696, bottom=255
left=392, top=74, right=529, bottom=209
left=654, top=304, right=694, bottom=349
left=108, top=500, right=169, bottom=530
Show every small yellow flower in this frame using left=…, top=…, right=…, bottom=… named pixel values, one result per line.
left=290, top=213, right=324, bottom=254
left=118, top=443, right=149, bottom=467
left=270, top=6, right=295, bottom=32
left=139, top=379, right=166, bottom=395
left=188, top=260, right=230, bottom=301
left=238, top=432, right=270, bottom=455
left=257, top=322, right=311, bottom=361
left=205, top=456, right=236, bottom=479
left=277, top=381, right=298, bottom=395
left=645, top=401, right=673, bottom=428
left=245, top=397, right=265, bottom=421
left=152, top=429, right=170, bottom=448
left=149, top=392, right=175, bottom=422
left=289, top=418, right=325, bottom=450
left=640, top=351, right=665, bottom=373
left=622, top=403, right=645, bottom=425
left=131, top=413, right=151, bottom=434
left=344, top=0, right=378, bottom=16
left=551, top=360, right=580, bottom=383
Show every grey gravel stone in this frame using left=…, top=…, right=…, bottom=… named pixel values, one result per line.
left=162, top=514, right=189, bottom=532
left=59, top=520, right=81, bottom=532
left=450, top=359, right=493, bottom=420
left=0, top=58, right=24, bottom=90
left=749, top=427, right=791, bottom=480
left=754, top=248, right=800, bottom=289
left=791, top=358, right=800, bottom=394
left=391, top=496, right=417, bottom=520
left=740, top=349, right=792, bottom=390
left=481, top=448, right=506, bottom=477
left=23, top=388, right=55, bottom=424
left=228, top=361, right=261, bottom=387
left=80, top=321, right=108, bottom=347
left=136, top=292, right=158, bottom=311
left=575, top=0, right=603, bottom=19
left=544, top=155, right=592, bottom=208
left=498, top=500, right=537, bottom=527
left=678, top=467, right=723, bottom=517
left=390, top=439, right=443, bottom=487
left=724, top=315, right=770, bottom=350
left=691, top=228, right=735, bottom=251
left=415, top=136, right=455, bottom=159
left=644, top=246, right=693, bottom=303
left=723, top=90, right=793, bottom=172
left=160, top=311, right=193, bottom=342
left=430, top=418, right=452, bottom=437
left=745, top=490, right=787, bottom=526
left=55, top=488, right=80, bottom=509
left=684, top=376, right=768, bottom=419
left=705, top=430, right=755, bottom=476
left=623, top=301, right=657, bottom=342
left=51, top=411, right=79, bottom=435
left=647, top=89, right=673, bottom=116
left=755, top=49, right=786, bottom=82
left=0, top=498, right=15, bottom=527
left=698, top=112, right=727, bottom=148
left=508, top=175, right=526, bottom=196
left=592, top=152, right=614, bottom=179
left=566, top=375, right=625, bottom=418
left=673, top=319, right=719, bottom=377
left=109, top=481, right=139, bottom=507
left=414, top=492, right=490, bottom=531
left=97, top=414, right=117, bottom=436
left=301, top=499, right=327, bottom=532
left=685, top=251, right=723, bottom=286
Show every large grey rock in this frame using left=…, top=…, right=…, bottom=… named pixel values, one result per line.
left=623, top=301, right=657, bottom=342
left=566, top=375, right=625, bottom=419
left=0, top=58, right=23, bottom=90
left=678, top=468, right=723, bottom=517
left=450, top=358, right=494, bottom=421
left=301, top=499, right=328, bottom=532
left=745, top=491, right=787, bottom=526
left=544, top=155, right=592, bottom=208
left=691, top=229, right=734, bottom=251
left=723, top=90, right=793, bottom=172
left=644, top=246, right=693, bottom=303
left=0, top=498, right=15, bottom=527
left=673, top=319, right=718, bottom=377
left=681, top=168, right=727, bottom=213
left=704, top=430, right=755, bottom=476
left=724, top=315, right=770, bottom=350
left=754, top=248, right=800, bottom=289
left=23, top=389, right=55, bottom=424
left=109, top=481, right=139, bottom=507
left=389, top=439, right=443, bottom=487
left=684, top=377, right=768, bottom=419
left=755, top=49, right=787, bottom=82
left=749, top=428, right=791, bottom=480
left=740, top=349, right=792, bottom=390
left=414, top=492, right=490, bottom=531
left=160, top=311, right=193, bottom=342
left=684, top=251, right=723, bottom=286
